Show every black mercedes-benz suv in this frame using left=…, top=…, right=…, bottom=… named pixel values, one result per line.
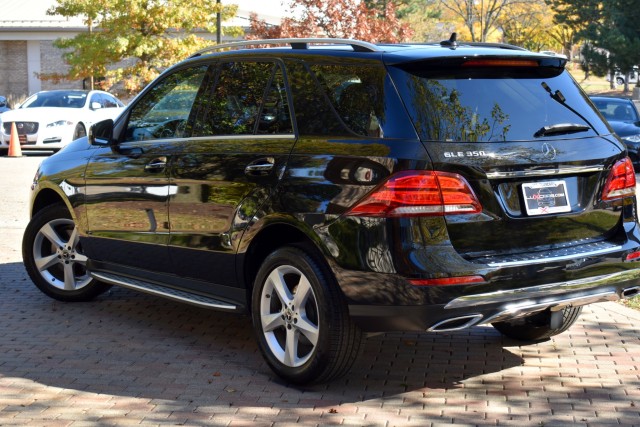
left=23, top=37, right=640, bottom=384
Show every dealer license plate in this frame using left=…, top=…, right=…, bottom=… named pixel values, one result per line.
left=522, top=180, right=571, bottom=216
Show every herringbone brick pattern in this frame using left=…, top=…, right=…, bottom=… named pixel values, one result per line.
left=1, top=156, right=639, bottom=426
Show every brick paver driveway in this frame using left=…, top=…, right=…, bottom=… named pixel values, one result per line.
left=1, top=156, right=639, bottom=426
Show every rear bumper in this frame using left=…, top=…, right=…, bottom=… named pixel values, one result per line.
left=348, top=269, right=640, bottom=332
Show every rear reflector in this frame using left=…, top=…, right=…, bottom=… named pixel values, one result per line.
left=602, top=157, right=636, bottom=201
left=625, top=251, right=640, bottom=261
left=346, top=171, right=481, bottom=217
left=409, top=276, right=486, bottom=286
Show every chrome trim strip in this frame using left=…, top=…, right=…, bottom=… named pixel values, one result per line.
left=188, top=134, right=296, bottom=142
left=480, top=291, right=618, bottom=325
left=91, top=272, right=237, bottom=310
left=484, top=245, right=623, bottom=267
left=444, top=269, right=640, bottom=310
left=486, top=165, right=604, bottom=179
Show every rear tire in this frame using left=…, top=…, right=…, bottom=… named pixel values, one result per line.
left=251, top=245, right=362, bottom=384
left=22, top=202, right=110, bottom=302
left=616, top=77, right=625, bottom=86
left=492, top=306, right=582, bottom=341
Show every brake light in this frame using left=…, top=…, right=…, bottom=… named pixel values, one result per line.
left=462, top=59, right=539, bottom=67
left=602, top=157, right=636, bottom=201
left=346, top=171, right=481, bottom=217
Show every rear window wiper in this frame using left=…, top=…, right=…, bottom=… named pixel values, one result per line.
left=540, top=82, right=596, bottom=134
left=534, top=123, right=590, bottom=138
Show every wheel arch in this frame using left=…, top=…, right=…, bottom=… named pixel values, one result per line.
left=241, top=221, right=335, bottom=309
left=31, top=187, right=67, bottom=218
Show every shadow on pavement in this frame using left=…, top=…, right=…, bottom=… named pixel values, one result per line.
left=0, top=259, right=525, bottom=407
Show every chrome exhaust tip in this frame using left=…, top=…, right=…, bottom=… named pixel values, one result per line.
left=622, top=286, right=640, bottom=299
left=427, top=314, right=483, bottom=332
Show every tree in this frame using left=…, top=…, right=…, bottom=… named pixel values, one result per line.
left=248, top=0, right=413, bottom=43
left=440, top=0, right=535, bottom=42
left=395, top=0, right=450, bottom=42
left=44, top=0, right=242, bottom=93
left=547, top=0, right=640, bottom=91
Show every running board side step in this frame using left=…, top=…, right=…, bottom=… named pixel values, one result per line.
left=91, top=271, right=238, bottom=311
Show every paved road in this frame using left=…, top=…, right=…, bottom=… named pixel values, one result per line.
left=1, top=155, right=639, bottom=426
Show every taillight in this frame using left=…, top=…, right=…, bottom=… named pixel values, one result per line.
left=346, top=171, right=481, bottom=217
left=602, top=157, right=636, bottom=201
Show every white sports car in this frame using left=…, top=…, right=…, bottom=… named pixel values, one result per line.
left=0, top=90, right=124, bottom=153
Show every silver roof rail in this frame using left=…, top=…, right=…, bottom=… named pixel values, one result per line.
left=190, top=38, right=382, bottom=57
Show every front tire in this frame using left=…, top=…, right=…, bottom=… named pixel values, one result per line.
left=251, top=245, right=362, bottom=384
left=22, top=202, right=110, bottom=302
left=616, top=77, right=625, bottom=86
left=492, top=306, right=582, bottom=341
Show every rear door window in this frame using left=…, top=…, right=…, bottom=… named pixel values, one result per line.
left=190, top=61, right=293, bottom=136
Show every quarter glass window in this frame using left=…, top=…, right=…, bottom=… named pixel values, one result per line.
left=310, top=64, right=386, bottom=137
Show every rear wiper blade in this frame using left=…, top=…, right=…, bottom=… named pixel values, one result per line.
left=541, top=82, right=597, bottom=133
left=534, top=123, right=590, bottom=138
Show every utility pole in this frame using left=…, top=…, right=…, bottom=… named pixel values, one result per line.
left=88, top=16, right=94, bottom=90
left=216, top=0, right=222, bottom=44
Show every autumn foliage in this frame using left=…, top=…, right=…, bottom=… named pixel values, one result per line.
left=248, top=0, right=413, bottom=43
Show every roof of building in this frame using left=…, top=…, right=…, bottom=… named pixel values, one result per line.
left=0, top=0, right=285, bottom=31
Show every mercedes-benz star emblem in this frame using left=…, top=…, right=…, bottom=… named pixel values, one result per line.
left=541, top=142, right=557, bottom=160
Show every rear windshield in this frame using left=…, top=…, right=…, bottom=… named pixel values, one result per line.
left=388, top=59, right=610, bottom=142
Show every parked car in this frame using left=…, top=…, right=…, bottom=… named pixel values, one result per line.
left=589, top=95, right=640, bottom=169
left=0, top=96, right=10, bottom=113
left=608, top=66, right=639, bottom=86
left=23, top=37, right=640, bottom=384
left=0, top=89, right=124, bottom=154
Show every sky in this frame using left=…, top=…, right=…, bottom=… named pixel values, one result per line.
left=233, top=0, right=291, bottom=25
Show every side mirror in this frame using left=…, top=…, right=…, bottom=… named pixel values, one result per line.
left=89, top=119, right=114, bottom=146
left=91, top=101, right=103, bottom=110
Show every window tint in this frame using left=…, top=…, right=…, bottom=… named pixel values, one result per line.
left=257, top=68, right=293, bottom=134
left=389, top=61, right=609, bottom=142
left=310, top=64, right=386, bottom=137
left=124, top=66, right=208, bottom=142
left=191, top=61, right=290, bottom=136
left=285, top=60, right=347, bottom=136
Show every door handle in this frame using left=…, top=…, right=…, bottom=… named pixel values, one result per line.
left=145, top=156, right=167, bottom=173
left=245, top=157, right=275, bottom=176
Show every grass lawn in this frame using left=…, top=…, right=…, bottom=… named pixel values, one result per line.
left=621, top=296, right=640, bottom=310
left=569, top=64, right=638, bottom=96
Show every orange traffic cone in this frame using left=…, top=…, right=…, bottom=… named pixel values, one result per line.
left=8, top=122, right=22, bottom=157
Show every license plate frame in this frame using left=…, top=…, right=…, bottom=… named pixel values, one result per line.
left=522, top=180, right=571, bottom=216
